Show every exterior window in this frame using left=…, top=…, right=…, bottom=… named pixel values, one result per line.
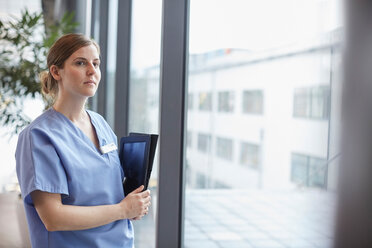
left=240, top=142, right=260, bottom=169
left=187, top=131, right=192, bottom=148
left=188, top=93, right=193, bottom=110
left=197, top=133, right=211, bottom=153
left=242, top=90, right=263, bottom=114
left=291, top=153, right=327, bottom=188
left=218, top=91, right=234, bottom=112
left=216, top=137, right=233, bottom=161
left=293, top=86, right=330, bottom=119
left=198, top=92, right=212, bottom=111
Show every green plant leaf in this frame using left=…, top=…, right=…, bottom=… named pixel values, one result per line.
left=0, top=9, right=80, bottom=135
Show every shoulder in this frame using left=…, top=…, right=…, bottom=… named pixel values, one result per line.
left=19, top=109, right=61, bottom=138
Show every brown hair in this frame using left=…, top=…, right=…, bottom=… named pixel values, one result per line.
left=39, top=33, right=100, bottom=102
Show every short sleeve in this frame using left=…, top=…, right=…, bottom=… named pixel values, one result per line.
left=16, top=127, right=69, bottom=205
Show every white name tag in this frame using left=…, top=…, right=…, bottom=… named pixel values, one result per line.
left=100, top=143, right=117, bottom=154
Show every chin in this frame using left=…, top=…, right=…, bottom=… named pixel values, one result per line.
left=80, top=91, right=97, bottom=98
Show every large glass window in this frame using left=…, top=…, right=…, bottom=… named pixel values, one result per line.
left=105, top=0, right=118, bottom=127
left=293, top=86, right=330, bottom=119
left=184, top=0, right=343, bottom=247
left=128, top=0, right=162, bottom=247
left=198, top=92, right=212, bottom=111
left=242, top=90, right=263, bottom=114
left=197, top=133, right=211, bottom=153
left=216, top=137, right=233, bottom=161
left=240, top=142, right=260, bottom=169
left=291, top=153, right=327, bottom=188
left=218, top=91, right=234, bottom=113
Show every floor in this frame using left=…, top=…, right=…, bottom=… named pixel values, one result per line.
left=134, top=189, right=336, bottom=248
left=0, top=192, right=30, bottom=248
left=0, top=189, right=336, bottom=248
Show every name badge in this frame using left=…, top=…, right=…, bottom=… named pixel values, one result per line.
left=100, top=143, right=117, bottom=154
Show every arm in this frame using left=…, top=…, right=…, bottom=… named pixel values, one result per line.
left=31, top=185, right=151, bottom=231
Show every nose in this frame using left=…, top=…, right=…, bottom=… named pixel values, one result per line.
left=86, top=62, right=97, bottom=76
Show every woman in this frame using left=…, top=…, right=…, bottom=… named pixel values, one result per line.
left=15, top=33, right=150, bottom=247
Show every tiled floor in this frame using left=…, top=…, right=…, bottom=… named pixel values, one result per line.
left=0, top=189, right=336, bottom=248
left=134, top=189, right=336, bottom=248
left=184, top=189, right=336, bottom=248
left=0, top=192, right=30, bottom=248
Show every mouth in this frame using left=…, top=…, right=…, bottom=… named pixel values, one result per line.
left=84, top=80, right=96, bottom=85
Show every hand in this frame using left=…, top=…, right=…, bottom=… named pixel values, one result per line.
left=118, top=185, right=151, bottom=220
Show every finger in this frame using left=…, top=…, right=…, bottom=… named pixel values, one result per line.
left=139, top=189, right=150, bottom=197
left=143, top=196, right=151, bottom=204
left=129, top=185, right=145, bottom=195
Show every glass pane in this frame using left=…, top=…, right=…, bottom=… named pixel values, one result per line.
left=198, top=92, right=212, bottom=111
left=291, top=153, right=309, bottom=186
left=197, top=133, right=212, bottom=153
left=240, top=142, right=260, bottom=169
left=218, top=91, right=234, bottom=112
left=216, top=137, right=233, bottom=161
left=311, top=86, right=330, bottom=119
left=293, top=88, right=310, bottom=118
left=309, top=156, right=327, bottom=188
left=105, top=0, right=118, bottom=127
left=242, top=90, right=263, bottom=114
left=128, top=0, right=162, bottom=247
left=184, top=0, right=344, bottom=247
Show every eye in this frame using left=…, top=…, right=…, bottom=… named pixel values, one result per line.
left=76, top=61, right=86, bottom=66
left=93, top=62, right=100, bottom=68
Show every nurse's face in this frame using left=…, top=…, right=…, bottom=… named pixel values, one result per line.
left=55, top=44, right=101, bottom=99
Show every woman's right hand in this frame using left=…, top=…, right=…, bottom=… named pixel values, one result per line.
left=118, top=185, right=151, bottom=220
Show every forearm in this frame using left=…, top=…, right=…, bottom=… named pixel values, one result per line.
left=31, top=188, right=150, bottom=232
left=40, top=203, right=124, bottom=231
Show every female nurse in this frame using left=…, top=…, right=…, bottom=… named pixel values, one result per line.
left=15, top=33, right=150, bottom=248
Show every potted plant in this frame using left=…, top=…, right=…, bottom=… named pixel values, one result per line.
left=0, top=9, right=78, bottom=136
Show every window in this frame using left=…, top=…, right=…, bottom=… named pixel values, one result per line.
left=240, top=142, right=260, bottom=169
left=291, top=153, right=327, bottom=188
left=197, top=133, right=211, bottom=153
left=293, top=86, right=330, bottom=119
left=218, top=91, right=234, bottom=112
left=198, top=92, right=212, bottom=111
left=127, top=0, right=162, bottom=247
left=188, top=93, right=194, bottom=110
left=216, top=137, right=233, bottom=160
left=184, top=0, right=343, bottom=247
left=187, top=131, right=193, bottom=148
left=242, top=90, right=263, bottom=114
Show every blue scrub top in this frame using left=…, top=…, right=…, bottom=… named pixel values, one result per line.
left=15, top=108, right=134, bottom=248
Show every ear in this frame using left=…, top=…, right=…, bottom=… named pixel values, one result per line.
left=49, top=65, right=61, bottom=81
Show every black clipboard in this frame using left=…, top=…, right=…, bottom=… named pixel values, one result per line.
left=119, top=133, right=158, bottom=196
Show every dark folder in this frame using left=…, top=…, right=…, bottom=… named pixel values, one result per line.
left=119, top=133, right=158, bottom=196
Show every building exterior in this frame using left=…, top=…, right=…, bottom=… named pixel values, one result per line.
left=139, top=29, right=342, bottom=192
left=186, top=30, right=342, bottom=191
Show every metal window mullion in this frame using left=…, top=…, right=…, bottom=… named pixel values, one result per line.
left=156, top=0, right=189, bottom=247
left=114, top=0, right=132, bottom=138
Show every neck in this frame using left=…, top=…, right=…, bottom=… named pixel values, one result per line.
left=53, top=95, right=88, bottom=123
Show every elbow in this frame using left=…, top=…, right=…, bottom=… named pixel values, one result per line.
left=43, top=220, right=59, bottom=232
left=41, top=216, right=63, bottom=232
